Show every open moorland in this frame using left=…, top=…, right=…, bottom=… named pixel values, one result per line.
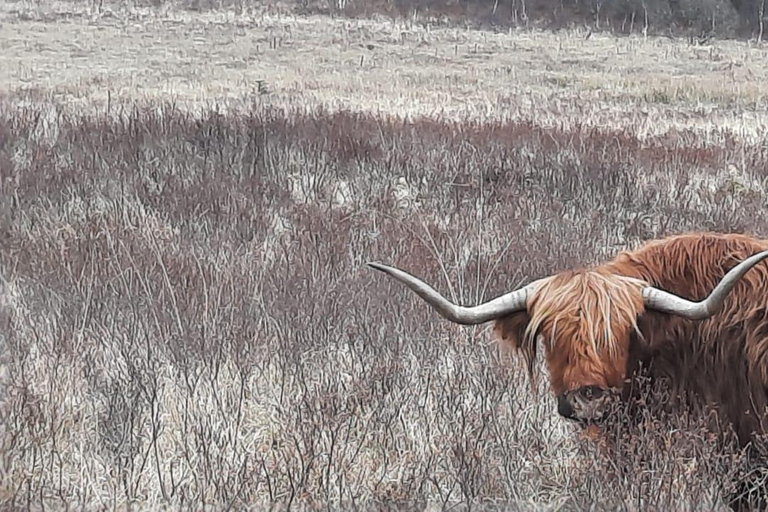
left=2, top=1, right=768, bottom=510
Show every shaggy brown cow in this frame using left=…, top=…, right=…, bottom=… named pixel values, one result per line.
left=368, top=232, right=768, bottom=449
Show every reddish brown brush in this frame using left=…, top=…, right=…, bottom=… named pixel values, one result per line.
left=4, top=99, right=768, bottom=510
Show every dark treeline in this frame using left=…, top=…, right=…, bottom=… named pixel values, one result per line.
left=177, top=0, right=765, bottom=40
left=320, top=0, right=763, bottom=38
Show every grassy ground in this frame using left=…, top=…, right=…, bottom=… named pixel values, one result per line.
left=1, top=0, right=767, bottom=137
left=2, top=1, right=768, bottom=510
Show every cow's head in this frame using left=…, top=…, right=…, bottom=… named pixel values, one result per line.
left=368, top=250, right=768, bottom=424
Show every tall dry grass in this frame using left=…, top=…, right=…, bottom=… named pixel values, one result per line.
left=2, top=100, right=768, bottom=509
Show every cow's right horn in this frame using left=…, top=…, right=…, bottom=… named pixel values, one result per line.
left=367, top=262, right=541, bottom=325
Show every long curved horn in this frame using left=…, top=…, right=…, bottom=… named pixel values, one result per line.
left=367, top=262, right=541, bottom=325
left=643, top=249, right=768, bottom=320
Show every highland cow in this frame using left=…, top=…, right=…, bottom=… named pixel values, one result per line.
left=369, top=232, right=768, bottom=449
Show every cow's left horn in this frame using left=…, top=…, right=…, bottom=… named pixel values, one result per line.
left=367, top=262, right=542, bottom=325
left=643, top=249, right=768, bottom=320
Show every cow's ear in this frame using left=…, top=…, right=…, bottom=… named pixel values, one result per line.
left=633, top=310, right=673, bottom=351
left=493, top=311, right=536, bottom=375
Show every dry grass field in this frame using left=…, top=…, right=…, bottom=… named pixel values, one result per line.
left=2, top=1, right=768, bottom=510
left=2, top=0, right=768, bottom=135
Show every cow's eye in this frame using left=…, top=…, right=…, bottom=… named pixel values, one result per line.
left=581, top=386, right=603, bottom=399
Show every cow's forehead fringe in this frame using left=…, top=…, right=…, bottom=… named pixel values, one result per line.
left=525, top=270, right=646, bottom=358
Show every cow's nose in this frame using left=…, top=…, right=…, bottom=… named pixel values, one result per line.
left=557, top=393, right=574, bottom=419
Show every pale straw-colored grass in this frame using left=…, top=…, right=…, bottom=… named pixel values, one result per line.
left=1, top=1, right=767, bottom=141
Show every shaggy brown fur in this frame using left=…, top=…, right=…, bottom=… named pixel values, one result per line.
left=494, top=232, right=768, bottom=447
